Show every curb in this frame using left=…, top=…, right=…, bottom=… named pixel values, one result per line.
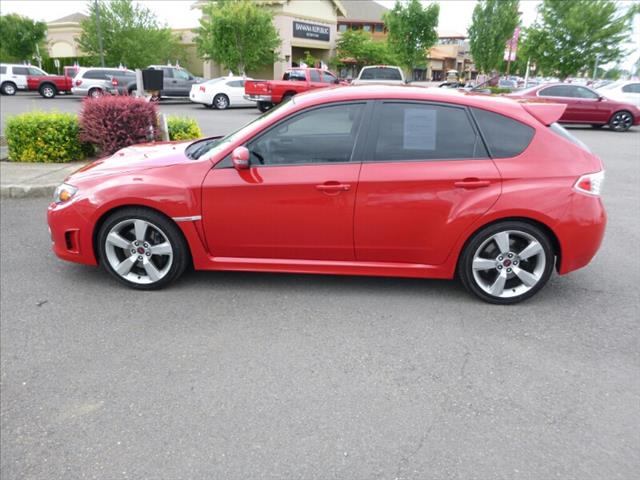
left=1, top=184, right=56, bottom=199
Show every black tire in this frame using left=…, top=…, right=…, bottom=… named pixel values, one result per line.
left=608, top=110, right=634, bottom=132
left=88, top=88, right=103, bottom=99
left=257, top=101, right=273, bottom=113
left=458, top=220, right=554, bottom=304
left=1, top=82, right=17, bottom=95
left=282, top=93, right=295, bottom=103
left=97, top=207, right=190, bottom=290
left=213, top=93, right=229, bottom=110
left=39, top=83, right=57, bottom=99
left=591, top=124, right=604, bottom=129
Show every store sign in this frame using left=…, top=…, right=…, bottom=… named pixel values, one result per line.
left=293, top=21, right=330, bottom=41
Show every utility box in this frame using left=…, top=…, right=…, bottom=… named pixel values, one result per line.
left=142, top=69, right=163, bottom=91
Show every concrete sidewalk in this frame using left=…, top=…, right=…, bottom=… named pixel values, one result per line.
left=1, top=161, right=87, bottom=199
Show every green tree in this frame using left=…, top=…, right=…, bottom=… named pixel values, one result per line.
left=383, top=0, right=439, bottom=72
left=195, top=0, right=281, bottom=75
left=468, top=0, right=519, bottom=74
left=336, top=29, right=396, bottom=70
left=524, top=0, right=635, bottom=79
left=78, top=0, right=184, bottom=69
left=0, top=14, right=47, bottom=63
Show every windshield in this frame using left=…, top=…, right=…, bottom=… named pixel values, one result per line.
left=185, top=101, right=294, bottom=161
left=597, top=81, right=620, bottom=90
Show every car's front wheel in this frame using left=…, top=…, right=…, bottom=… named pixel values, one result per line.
left=609, top=110, right=633, bottom=132
left=97, top=208, right=189, bottom=290
left=458, top=221, right=554, bottom=304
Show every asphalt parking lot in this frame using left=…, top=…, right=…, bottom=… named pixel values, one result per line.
left=1, top=101, right=639, bottom=477
left=0, top=92, right=260, bottom=138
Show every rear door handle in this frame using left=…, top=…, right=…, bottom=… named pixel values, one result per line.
left=454, top=178, right=491, bottom=189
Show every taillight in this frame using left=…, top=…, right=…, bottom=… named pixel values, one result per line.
left=75, top=79, right=82, bottom=86
left=111, top=78, right=118, bottom=86
left=574, top=171, right=605, bottom=196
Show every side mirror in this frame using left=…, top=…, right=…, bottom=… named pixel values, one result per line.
left=334, top=78, right=340, bottom=84
left=232, top=146, right=250, bottom=170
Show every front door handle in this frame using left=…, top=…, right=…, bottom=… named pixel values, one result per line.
left=454, top=178, right=491, bottom=189
left=316, top=182, right=351, bottom=193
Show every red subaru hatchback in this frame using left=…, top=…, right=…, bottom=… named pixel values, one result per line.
left=48, top=86, right=606, bottom=304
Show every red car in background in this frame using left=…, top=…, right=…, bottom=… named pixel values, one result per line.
left=244, top=67, right=344, bottom=112
left=48, top=86, right=606, bottom=304
left=507, top=83, right=640, bottom=131
left=27, top=65, right=79, bottom=98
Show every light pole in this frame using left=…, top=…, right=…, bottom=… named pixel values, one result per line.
left=94, top=0, right=105, bottom=67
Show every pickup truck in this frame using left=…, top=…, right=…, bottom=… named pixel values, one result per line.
left=27, top=66, right=79, bottom=98
left=351, top=65, right=406, bottom=86
left=244, top=68, right=344, bottom=112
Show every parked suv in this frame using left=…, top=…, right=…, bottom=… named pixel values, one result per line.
left=126, top=65, right=202, bottom=97
left=1, top=63, right=47, bottom=95
left=72, top=67, right=134, bottom=97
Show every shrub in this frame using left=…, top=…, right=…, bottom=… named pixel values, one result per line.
left=79, top=95, right=158, bottom=156
left=166, top=116, right=202, bottom=141
left=488, top=86, right=512, bottom=94
left=5, top=112, right=93, bottom=163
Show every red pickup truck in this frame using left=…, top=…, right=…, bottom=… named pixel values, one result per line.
left=244, top=68, right=344, bottom=112
left=27, top=66, right=79, bottom=98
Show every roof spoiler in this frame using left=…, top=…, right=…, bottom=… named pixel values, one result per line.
left=521, top=102, right=567, bottom=126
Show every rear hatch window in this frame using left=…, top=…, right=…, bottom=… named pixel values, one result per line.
left=360, top=67, right=402, bottom=81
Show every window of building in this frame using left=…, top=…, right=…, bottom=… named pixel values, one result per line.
left=375, top=24, right=384, bottom=32
left=338, top=24, right=348, bottom=32
left=371, top=102, right=485, bottom=161
left=363, top=24, right=371, bottom=32
left=472, top=108, right=534, bottom=158
left=248, top=103, right=365, bottom=165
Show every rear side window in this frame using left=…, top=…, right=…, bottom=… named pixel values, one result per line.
left=472, top=108, right=534, bottom=158
left=83, top=69, right=108, bottom=79
left=12, top=67, right=29, bottom=75
left=310, top=70, right=321, bottom=82
left=0, top=66, right=6, bottom=74
left=283, top=70, right=306, bottom=81
left=622, top=83, right=640, bottom=93
left=371, top=102, right=486, bottom=161
left=539, top=85, right=572, bottom=97
left=360, top=67, right=402, bottom=81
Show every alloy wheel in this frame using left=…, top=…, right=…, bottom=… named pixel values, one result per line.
left=215, top=94, right=229, bottom=109
left=104, top=219, right=173, bottom=285
left=42, top=86, right=55, bottom=98
left=471, top=230, right=546, bottom=299
left=610, top=111, right=633, bottom=132
left=2, top=83, right=16, bottom=95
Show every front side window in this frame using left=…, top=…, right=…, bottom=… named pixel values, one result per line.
left=161, top=68, right=174, bottom=78
left=322, top=71, right=337, bottom=84
left=573, top=86, right=599, bottom=99
left=371, top=102, right=485, bottom=161
left=174, top=69, right=190, bottom=80
left=472, top=108, right=534, bottom=158
left=248, top=103, right=365, bottom=166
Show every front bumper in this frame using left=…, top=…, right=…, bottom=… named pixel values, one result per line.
left=47, top=200, right=98, bottom=266
left=244, top=94, right=271, bottom=102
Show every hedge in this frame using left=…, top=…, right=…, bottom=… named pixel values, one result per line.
left=167, top=116, right=202, bottom=141
left=5, top=112, right=93, bottom=163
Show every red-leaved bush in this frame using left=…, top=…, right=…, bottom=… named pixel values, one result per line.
left=79, top=95, right=158, bottom=156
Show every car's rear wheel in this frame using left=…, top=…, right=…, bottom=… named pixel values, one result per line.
left=458, top=221, right=554, bottom=304
left=213, top=93, right=229, bottom=110
left=1, top=82, right=17, bottom=95
left=609, top=110, right=633, bottom=132
left=88, top=88, right=103, bottom=99
left=257, top=101, right=273, bottom=113
left=97, top=208, right=189, bottom=290
left=282, top=93, right=295, bottom=103
left=39, top=84, right=56, bottom=98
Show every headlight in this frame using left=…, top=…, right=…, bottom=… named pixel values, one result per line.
left=53, top=183, right=78, bottom=204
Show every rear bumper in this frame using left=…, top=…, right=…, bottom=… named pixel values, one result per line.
left=244, top=94, right=271, bottom=102
left=555, top=193, right=606, bottom=275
